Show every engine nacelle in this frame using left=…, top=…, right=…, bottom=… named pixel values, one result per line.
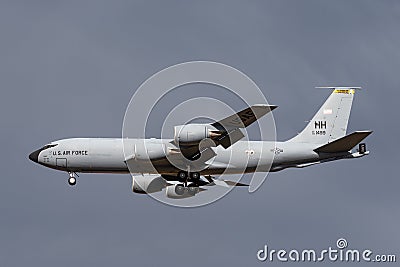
left=132, top=174, right=167, bottom=194
left=166, top=184, right=200, bottom=199
left=174, top=124, right=220, bottom=145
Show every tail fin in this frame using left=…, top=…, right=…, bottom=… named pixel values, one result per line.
left=289, top=87, right=360, bottom=144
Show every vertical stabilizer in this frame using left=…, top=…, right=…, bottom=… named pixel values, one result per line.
left=289, top=87, right=359, bottom=144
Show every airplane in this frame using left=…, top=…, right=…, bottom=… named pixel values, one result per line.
left=29, top=87, right=372, bottom=199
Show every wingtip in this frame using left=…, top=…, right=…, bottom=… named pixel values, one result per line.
left=252, top=104, right=278, bottom=110
left=270, top=105, right=278, bottom=110
left=315, top=86, right=362, bottom=90
left=354, top=130, right=373, bottom=135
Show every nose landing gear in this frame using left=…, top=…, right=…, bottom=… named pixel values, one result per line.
left=68, top=172, right=78, bottom=186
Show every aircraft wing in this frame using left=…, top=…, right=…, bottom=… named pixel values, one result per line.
left=210, top=104, right=277, bottom=149
left=164, top=174, right=249, bottom=188
left=175, top=104, right=277, bottom=161
left=204, top=178, right=248, bottom=188
left=212, top=104, right=277, bottom=130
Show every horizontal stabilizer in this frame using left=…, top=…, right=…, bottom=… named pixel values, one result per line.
left=314, top=131, right=373, bottom=153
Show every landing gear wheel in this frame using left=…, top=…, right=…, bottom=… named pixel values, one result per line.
left=68, top=176, right=76, bottom=186
left=175, top=184, right=185, bottom=195
left=190, top=172, right=200, bottom=180
left=177, top=171, right=188, bottom=181
left=187, top=186, right=199, bottom=196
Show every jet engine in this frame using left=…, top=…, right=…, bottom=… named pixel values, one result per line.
left=132, top=174, right=167, bottom=194
left=166, top=184, right=200, bottom=199
left=174, top=124, right=221, bottom=145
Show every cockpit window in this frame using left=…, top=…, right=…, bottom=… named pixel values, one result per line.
left=42, top=144, right=58, bottom=150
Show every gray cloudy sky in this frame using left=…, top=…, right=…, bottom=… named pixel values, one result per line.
left=1, top=0, right=399, bottom=266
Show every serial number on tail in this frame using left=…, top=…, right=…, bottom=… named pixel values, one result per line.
left=312, top=130, right=326, bottom=135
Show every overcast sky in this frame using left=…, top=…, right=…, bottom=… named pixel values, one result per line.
left=1, top=1, right=399, bottom=266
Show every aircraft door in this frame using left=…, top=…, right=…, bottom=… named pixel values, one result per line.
left=56, top=158, right=67, bottom=168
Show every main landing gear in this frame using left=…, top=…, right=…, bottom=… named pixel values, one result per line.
left=68, top=172, right=78, bottom=186
left=176, top=171, right=201, bottom=196
left=177, top=171, right=200, bottom=183
left=174, top=183, right=200, bottom=196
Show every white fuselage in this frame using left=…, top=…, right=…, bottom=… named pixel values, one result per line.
left=30, top=138, right=325, bottom=175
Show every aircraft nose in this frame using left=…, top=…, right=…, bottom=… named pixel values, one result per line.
left=29, top=149, right=40, bottom=163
